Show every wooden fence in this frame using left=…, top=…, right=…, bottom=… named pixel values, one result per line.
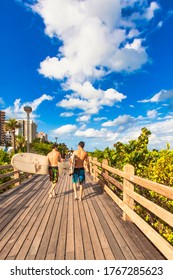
left=89, top=157, right=173, bottom=260
left=0, top=164, right=31, bottom=192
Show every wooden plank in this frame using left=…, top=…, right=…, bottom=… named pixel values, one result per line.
left=8, top=181, right=49, bottom=259
left=102, top=172, right=123, bottom=191
left=26, top=197, right=55, bottom=260
left=101, top=181, right=124, bottom=211
left=89, top=159, right=102, bottom=167
left=0, top=178, right=21, bottom=190
left=35, top=180, right=64, bottom=260
left=126, top=188, right=173, bottom=228
left=65, top=176, right=75, bottom=260
left=46, top=175, right=67, bottom=259
left=0, top=178, right=46, bottom=243
left=94, top=175, right=173, bottom=259
left=84, top=186, right=115, bottom=260
left=78, top=199, right=94, bottom=260
left=55, top=175, right=69, bottom=260
left=98, top=183, right=165, bottom=260
left=0, top=184, right=47, bottom=259
left=97, top=192, right=148, bottom=260
left=0, top=175, right=40, bottom=212
left=95, top=195, right=136, bottom=260
left=73, top=199, right=84, bottom=260
left=123, top=164, right=134, bottom=221
left=101, top=163, right=173, bottom=200
left=15, top=187, right=52, bottom=260
left=123, top=204, right=173, bottom=260
left=0, top=165, right=12, bottom=170
left=0, top=177, right=47, bottom=235
left=127, top=222, right=165, bottom=260
left=84, top=174, right=166, bottom=260
left=0, top=170, right=17, bottom=179
left=132, top=176, right=173, bottom=200
left=83, top=195, right=105, bottom=260
left=66, top=252, right=75, bottom=260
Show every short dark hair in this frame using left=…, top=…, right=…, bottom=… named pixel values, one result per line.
left=78, top=141, right=85, bottom=148
left=52, top=143, right=58, bottom=149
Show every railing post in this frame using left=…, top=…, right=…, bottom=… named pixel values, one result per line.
left=14, top=168, right=20, bottom=186
left=93, top=157, right=98, bottom=181
left=123, top=164, right=134, bottom=221
left=102, top=159, right=108, bottom=174
left=89, top=157, right=93, bottom=177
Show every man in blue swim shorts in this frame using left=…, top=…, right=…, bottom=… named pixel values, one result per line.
left=70, top=141, right=90, bottom=201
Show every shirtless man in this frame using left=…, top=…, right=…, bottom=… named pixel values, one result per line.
left=71, top=141, right=90, bottom=201
left=47, top=144, right=61, bottom=198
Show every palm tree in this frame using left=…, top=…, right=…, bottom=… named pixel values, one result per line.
left=16, top=134, right=26, bottom=151
left=4, top=119, right=21, bottom=152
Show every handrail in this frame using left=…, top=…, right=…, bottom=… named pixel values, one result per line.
left=89, top=157, right=173, bottom=260
left=0, top=164, right=32, bottom=191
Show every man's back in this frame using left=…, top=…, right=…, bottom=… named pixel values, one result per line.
left=74, top=149, right=88, bottom=168
left=47, top=150, right=61, bottom=166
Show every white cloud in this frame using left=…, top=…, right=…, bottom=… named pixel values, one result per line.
left=76, top=115, right=90, bottom=122
left=4, top=94, right=53, bottom=119
left=157, top=21, right=163, bottom=29
left=102, top=114, right=135, bottom=127
left=0, top=97, right=4, bottom=106
left=138, top=89, right=173, bottom=103
left=104, top=117, right=173, bottom=150
left=27, top=0, right=163, bottom=116
left=60, top=112, right=74, bottom=117
left=147, top=109, right=158, bottom=119
left=125, top=39, right=144, bottom=52
left=51, top=124, right=77, bottom=136
left=57, top=81, right=126, bottom=114
left=94, top=117, right=107, bottom=121
left=49, top=113, right=173, bottom=150
left=75, top=127, right=118, bottom=142
left=31, top=0, right=152, bottom=84
left=144, top=2, right=160, bottom=20
left=127, top=28, right=140, bottom=39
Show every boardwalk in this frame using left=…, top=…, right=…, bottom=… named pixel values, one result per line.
left=0, top=172, right=165, bottom=260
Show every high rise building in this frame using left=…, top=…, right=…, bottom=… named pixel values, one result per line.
left=0, top=111, right=5, bottom=145
left=36, top=131, right=48, bottom=142
left=5, top=119, right=37, bottom=145
left=16, top=120, right=37, bottom=143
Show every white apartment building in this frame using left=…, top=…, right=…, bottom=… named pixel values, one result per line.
left=5, top=120, right=37, bottom=144
left=16, top=120, right=37, bottom=143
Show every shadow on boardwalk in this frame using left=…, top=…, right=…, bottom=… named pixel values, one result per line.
left=0, top=173, right=165, bottom=260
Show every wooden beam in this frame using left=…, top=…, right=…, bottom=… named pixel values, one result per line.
left=123, top=205, right=173, bottom=260
left=126, top=188, right=173, bottom=228
left=123, top=164, right=134, bottom=221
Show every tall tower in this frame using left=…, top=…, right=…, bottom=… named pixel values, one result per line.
left=16, top=120, right=37, bottom=143
left=0, top=111, right=5, bottom=145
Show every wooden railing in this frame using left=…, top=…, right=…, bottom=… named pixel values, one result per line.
left=0, top=164, right=32, bottom=192
left=89, top=157, right=173, bottom=260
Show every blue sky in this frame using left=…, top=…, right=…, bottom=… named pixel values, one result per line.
left=1, top=0, right=173, bottom=151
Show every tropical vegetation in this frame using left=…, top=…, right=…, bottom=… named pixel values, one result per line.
left=89, top=127, right=173, bottom=245
left=4, top=118, right=21, bottom=152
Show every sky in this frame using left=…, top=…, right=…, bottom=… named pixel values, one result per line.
left=0, top=0, right=173, bottom=151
